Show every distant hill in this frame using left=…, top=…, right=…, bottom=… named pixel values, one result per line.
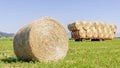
left=0, top=31, right=14, bottom=37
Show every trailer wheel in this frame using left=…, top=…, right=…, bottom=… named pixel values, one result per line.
left=91, top=39, right=95, bottom=41
left=91, top=39, right=100, bottom=41
left=102, top=39, right=105, bottom=41
left=75, top=39, right=80, bottom=41
left=80, top=38, right=86, bottom=42
left=99, top=39, right=105, bottom=41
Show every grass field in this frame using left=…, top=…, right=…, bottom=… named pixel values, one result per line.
left=0, top=38, right=120, bottom=68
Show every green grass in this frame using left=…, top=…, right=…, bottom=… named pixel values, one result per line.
left=0, top=38, right=120, bottom=68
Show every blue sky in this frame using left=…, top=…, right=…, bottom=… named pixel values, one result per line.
left=0, top=0, right=120, bottom=35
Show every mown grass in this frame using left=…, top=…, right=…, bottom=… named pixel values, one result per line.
left=0, top=38, right=120, bottom=68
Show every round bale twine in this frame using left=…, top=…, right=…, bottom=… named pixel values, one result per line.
left=13, top=17, right=68, bottom=62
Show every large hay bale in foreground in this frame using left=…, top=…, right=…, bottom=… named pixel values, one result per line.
left=13, top=17, right=68, bottom=62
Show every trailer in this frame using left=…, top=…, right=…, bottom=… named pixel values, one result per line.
left=68, top=21, right=117, bottom=42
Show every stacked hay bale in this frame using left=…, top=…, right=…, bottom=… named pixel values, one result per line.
left=107, top=24, right=117, bottom=39
left=68, top=21, right=117, bottom=40
left=68, top=21, right=86, bottom=39
left=68, top=21, right=83, bottom=31
left=84, top=21, right=94, bottom=38
left=13, top=17, right=68, bottom=62
left=93, top=22, right=104, bottom=39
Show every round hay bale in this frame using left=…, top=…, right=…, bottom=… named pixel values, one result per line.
left=91, top=27, right=98, bottom=38
left=13, top=17, right=68, bottom=62
left=75, top=21, right=83, bottom=29
left=68, top=21, right=83, bottom=31
left=86, top=29, right=93, bottom=38
left=79, top=28, right=86, bottom=38
left=93, top=22, right=101, bottom=28
left=82, top=21, right=90, bottom=30
left=68, top=23, right=72, bottom=31
left=110, top=24, right=117, bottom=33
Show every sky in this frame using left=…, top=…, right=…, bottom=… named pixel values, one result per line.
left=0, top=0, right=120, bottom=36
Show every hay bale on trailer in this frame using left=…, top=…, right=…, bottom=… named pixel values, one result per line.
left=71, top=28, right=86, bottom=39
left=91, top=27, right=98, bottom=38
left=86, top=29, right=92, bottom=38
left=82, top=21, right=90, bottom=30
left=13, top=17, right=68, bottom=62
left=68, top=21, right=84, bottom=31
left=109, top=24, right=117, bottom=33
left=93, top=22, right=101, bottom=29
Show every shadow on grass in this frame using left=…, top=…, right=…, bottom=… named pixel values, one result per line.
left=0, top=57, right=36, bottom=63
left=0, top=57, right=18, bottom=63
